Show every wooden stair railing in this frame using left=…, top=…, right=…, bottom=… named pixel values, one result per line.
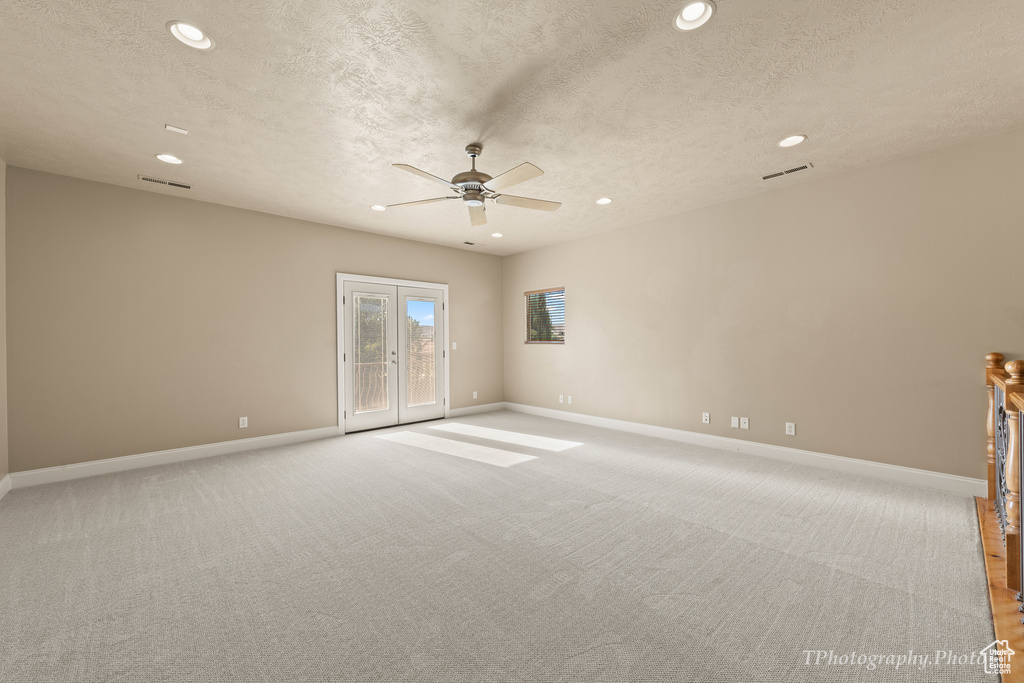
left=1008, top=364, right=1024, bottom=594
left=982, top=353, right=1024, bottom=682
left=993, top=360, right=1024, bottom=593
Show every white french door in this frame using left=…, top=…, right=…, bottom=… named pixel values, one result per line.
left=339, top=277, right=447, bottom=433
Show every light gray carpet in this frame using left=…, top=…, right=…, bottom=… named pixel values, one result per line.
left=0, top=411, right=994, bottom=682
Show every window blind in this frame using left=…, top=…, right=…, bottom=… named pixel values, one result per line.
left=524, top=288, right=565, bottom=343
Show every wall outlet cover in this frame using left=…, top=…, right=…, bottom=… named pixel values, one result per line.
left=731, top=416, right=739, bottom=428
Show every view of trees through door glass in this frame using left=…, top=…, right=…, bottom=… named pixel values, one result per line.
left=354, top=295, right=389, bottom=413
left=406, top=300, right=436, bottom=407
left=343, top=279, right=445, bottom=432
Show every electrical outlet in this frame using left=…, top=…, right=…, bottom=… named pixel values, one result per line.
left=740, top=417, right=749, bottom=429
left=731, top=416, right=739, bottom=428
left=568, top=395, right=573, bottom=405
left=559, top=394, right=564, bottom=403
left=239, top=416, right=248, bottom=429
left=473, top=391, right=478, bottom=399
left=702, top=412, right=710, bottom=424
left=786, top=422, right=796, bottom=436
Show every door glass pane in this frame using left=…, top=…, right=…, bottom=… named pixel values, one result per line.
left=406, top=299, right=436, bottom=407
left=354, top=295, right=389, bottom=413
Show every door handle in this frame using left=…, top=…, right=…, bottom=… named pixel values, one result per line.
left=391, top=360, right=398, bottom=365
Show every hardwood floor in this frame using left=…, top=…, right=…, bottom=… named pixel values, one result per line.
left=977, top=496, right=1024, bottom=682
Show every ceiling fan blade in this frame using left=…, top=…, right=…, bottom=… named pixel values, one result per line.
left=393, top=164, right=460, bottom=190
left=484, top=162, right=543, bottom=192
left=469, top=204, right=487, bottom=226
left=387, top=197, right=457, bottom=208
left=495, top=194, right=561, bottom=212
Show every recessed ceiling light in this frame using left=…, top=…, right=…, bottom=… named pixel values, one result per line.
left=371, top=205, right=386, bottom=211
left=596, top=197, right=613, bottom=205
left=156, top=154, right=183, bottom=164
left=778, top=134, right=807, bottom=148
left=674, top=1, right=716, bottom=31
left=491, top=233, right=503, bottom=238
left=166, top=21, right=214, bottom=50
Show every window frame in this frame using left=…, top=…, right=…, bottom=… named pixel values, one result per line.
left=524, top=287, right=565, bottom=344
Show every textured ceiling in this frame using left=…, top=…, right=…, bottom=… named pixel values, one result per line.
left=1, top=0, right=1023, bottom=255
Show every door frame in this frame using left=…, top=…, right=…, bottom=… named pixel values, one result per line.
left=336, top=273, right=450, bottom=432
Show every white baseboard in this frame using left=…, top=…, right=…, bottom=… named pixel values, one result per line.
left=448, top=402, right=506, bottom=418
left=9, top=426, right=342, bottom=489
left=503, top=403, right=986, bottom=497
left=6, top=404, right=987, bottom=497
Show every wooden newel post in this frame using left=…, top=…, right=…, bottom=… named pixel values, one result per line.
left=988, top=353, right=1006, bottom=501
left=1004, top=360, right=1024, bottom=593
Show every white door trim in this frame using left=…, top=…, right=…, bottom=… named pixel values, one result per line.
left=336, top=273, right=450, bottom=432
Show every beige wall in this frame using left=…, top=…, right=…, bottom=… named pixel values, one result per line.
left=504, top=127, right=1024, bottom=479
left=8, top=127, right=1024, bottom=480
left=6, top=169, right=503, bottom=473
left=0, top=158, right=7, bottom=481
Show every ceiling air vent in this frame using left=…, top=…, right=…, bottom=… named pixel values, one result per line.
left=762, top=162, right=813, bottom=181
left=137, top=174, right=192, bottom=190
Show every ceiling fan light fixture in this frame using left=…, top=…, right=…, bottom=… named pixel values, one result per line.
left=392, top=144, right=559, bottom=227
left=166, top=20, right=214, bottom=50
left=778, top=134, right=808, bottom=148
left=674, top=1, right=716, bottom=31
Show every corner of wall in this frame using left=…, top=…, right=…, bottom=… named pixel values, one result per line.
left=497, top=254, right=506, bottom=403
left=0, top=157, right=8, bottom=483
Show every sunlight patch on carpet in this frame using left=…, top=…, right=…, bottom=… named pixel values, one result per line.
left=376, top=431, right=538, bottom=467
left=428, top=422, right=582, bottom=451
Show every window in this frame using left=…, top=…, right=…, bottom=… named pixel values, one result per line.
left=525, top=288, right=565, bottom=343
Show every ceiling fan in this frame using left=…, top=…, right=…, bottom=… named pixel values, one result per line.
left=389, top=144, right=561, bottom=226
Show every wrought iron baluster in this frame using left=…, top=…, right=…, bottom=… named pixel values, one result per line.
left=996, top=386, right=1008, bottom=537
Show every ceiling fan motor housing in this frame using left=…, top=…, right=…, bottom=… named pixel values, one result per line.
left=462, top=190, right=485, bottom=207
left=451, top=170, right=492, bottom=188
